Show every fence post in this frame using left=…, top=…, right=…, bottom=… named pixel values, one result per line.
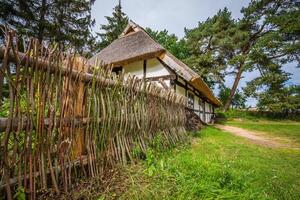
left=72, top=57, right=87, bottom=158
left=61, top=57, right=87, bottom=160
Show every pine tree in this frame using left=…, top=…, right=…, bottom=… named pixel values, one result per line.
left=50, top=0, right=96, bottom=54
left=244, top=63, right=299, bottom=113
left=185, top=8, right=236, bottom=89
left=96, top=0, right=128, bottom=50
left=185, top=0, right=300, bottom=111
left=0, top=0, right=96, bottom=104
left=0, top=0, right=37, bottom=41
left=218, top=86, right=246, bottom=109
left=146, top=28, right=189, bottom=61
left=0, top=0, right=96, bottom=54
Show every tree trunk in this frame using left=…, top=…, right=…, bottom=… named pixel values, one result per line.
left=223, top=65, right=243, bottom=111
left=0, top=71, right=4, bottom=108
left=37, top=0, right=47, bottom=43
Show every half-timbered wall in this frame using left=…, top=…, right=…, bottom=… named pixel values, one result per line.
left=199, top=98, right=205, bottom=122
left=123, top=58, right=171, bottom=87
left=122, top=58, right=215, bottom=123
left=194, top=95, right=200, bottom=113
left=205, top=101, right=211, bottom=123
left=174, top=77, right=215, bottom=124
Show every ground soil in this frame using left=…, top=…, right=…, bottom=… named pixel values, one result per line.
left=214, top=124, right=299, bottom=149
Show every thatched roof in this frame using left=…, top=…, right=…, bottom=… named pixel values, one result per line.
left=89, top=30, right=165, bottom=66
left=89, top=21, right=221, bottom=106
left=159, top=52, right=221, bottom=106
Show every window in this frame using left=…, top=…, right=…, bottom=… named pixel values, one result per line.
left=198, top=98, right=203, bottom=112
left=187, top=92, right=194, bottom=109
left=112, top=66, right=123, bottom=75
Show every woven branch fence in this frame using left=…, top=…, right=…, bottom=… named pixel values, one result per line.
left=0, top=30, right=188, bottom=199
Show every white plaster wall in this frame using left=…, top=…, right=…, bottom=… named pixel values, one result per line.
left=176, top=85, right=186, bottom=97
left=204, top=102, right=214, bottom=123
left=146, top=58, right=170, bottom=78
left=123, top=60, right=144, bottom=79
left=194, top=96, right=199, bottom=111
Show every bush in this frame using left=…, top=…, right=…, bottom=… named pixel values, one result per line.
left=216, top=109, right=300, bottom=121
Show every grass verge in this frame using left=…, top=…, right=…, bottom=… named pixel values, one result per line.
left=117, top=127, right=300, bottom=200
left=225, top=119, right=300, bottom=145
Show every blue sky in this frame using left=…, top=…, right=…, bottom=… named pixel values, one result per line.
left=91, top=0, right=300, bottom=106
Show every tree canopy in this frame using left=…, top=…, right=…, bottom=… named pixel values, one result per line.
left=0, top=0, right=96, bottom=54
left=146, top=28, right=189, bottom=61
left=185, top=0, right=300, bottom=111
left=218, top=86, right=246, bottom=109
left=244, top=63, right=300, bottom=113
left=96, top=0, right=128, bottom=50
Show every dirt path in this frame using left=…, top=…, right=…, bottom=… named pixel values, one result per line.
left=214, top=124, right=298, bottom=149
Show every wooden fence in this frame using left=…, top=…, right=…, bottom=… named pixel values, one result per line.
left=0, top=30, right=187, bottom=199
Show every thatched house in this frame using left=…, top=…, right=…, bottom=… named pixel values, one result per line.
left=89, top=21, right=221, bottom=123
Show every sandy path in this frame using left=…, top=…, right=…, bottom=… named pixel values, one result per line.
left=214, top=124, right=298, bottom=149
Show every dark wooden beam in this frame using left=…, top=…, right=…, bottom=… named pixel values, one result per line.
left=145, top=74, right=176, bottom=82
left=173, top=75, right=177, bottom=91
left=185, top=80, right=188, bottom=97
left=143, top=60, right=147, bottom=79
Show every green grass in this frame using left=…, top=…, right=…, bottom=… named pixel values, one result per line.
left=116, top=127, right=300, bottom=200
left=225, top=119, right=300, bottom=145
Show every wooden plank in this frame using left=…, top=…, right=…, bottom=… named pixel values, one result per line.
left=0, top=117, right=93, bottom=132
left=0, top=155, right=90, bottom=189
left=70, top=58, right=87, bottom=158
left=158, top=79, right=169, bottom=90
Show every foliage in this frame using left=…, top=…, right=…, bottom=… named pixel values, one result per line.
left=146, top=28, right=189, bottom=60
left=185, top=8, right=235, bottom=88
left=216, top=109, right=300, bottom=121
left=96, top=1, right=128, bottom=50
left=185, top=0, right=300, bottom=110
left=117, top=127, right=300, bottom=199
left=218, top=86, right=246, bottom=109
left=245, top=67, right=300, bottom=112
left=13, top=187, right=26, bottom=200
left=0, top=97, right=10, bottom=117
left=0, top=0, right=96, bottom=54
